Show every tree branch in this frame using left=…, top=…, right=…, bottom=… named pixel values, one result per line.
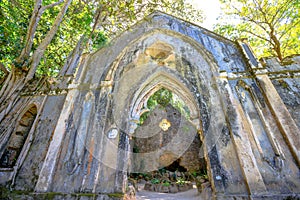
left=0, top=63, right=9, bottom=76
left=252, top=0, right=269, bottom=23
left=41, top=0, right=64, bottom=11
left=271, top=0, right=294, bottom=25
left=15, top=0, right=42, bottom=67
left=26, top=0, right=72, bottom=81
left=244, top=17, right=268, bottom=32
left=243, top=29, right=272, bottom=43
left=279, top=19, right=300, bottom=40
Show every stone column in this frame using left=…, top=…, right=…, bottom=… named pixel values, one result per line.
left=35, top=89, right=78, bottom=192
left=218, top=72, right=267, bottom=196
left=256, top=73, right=300, bottom=166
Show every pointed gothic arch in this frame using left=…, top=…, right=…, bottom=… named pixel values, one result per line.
left=129, top=70, right=201, bottom=131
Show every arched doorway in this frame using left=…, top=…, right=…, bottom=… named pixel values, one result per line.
left=106, top=31, right=224, bottom=197
left=128, top=87, right=207, bottom=194
left=108, top=31, right=236, bottom=197
left=0, top=105, right=37, bottom=168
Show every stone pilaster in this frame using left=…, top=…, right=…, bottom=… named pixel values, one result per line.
left=218, top=72, right=267, bottom=196
left=256, top=73, right=300, bottom=166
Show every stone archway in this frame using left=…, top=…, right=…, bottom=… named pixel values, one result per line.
left=0, top=105, right=37, bottom=168
left=128, top=87, right=207, bottom=195
left=28, top=13, right=300, bottom=199
left=110, top=32, right=227, bottom=196
left=35, top=15, right=265, bottom=198
left=130, top=88, right=205, bottom=172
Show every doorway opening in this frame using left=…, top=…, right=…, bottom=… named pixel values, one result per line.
left=0, top=105, right=37, bottom=168
left=129, top=88, right=207, bottom=194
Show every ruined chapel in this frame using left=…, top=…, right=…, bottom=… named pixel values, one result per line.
left=0, top=12, right=300, bottom=199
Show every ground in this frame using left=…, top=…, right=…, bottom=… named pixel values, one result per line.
left=136, top=183, right=201, bottom=200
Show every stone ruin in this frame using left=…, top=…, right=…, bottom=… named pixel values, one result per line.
left=0, top=12, right=300, bottom=199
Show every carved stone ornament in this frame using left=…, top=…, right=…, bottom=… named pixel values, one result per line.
left=107, top=128, right=118, bottom=139
left=159, top=118, right=171, bottom=131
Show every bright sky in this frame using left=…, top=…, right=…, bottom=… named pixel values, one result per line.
left=188, top=0, right=222, bottom=30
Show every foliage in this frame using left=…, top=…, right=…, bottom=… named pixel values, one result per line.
left=171, top=94, right=190, bottom=119
left=139, top=111, right=150, bottom=125
left=0, top=0, right=203, bottom=80
left=197, top=169, right=208, bottom=180
left=148, top=88, right=173, bottom=108
left=150, top=178, right=160, bottom=184
left=0, top=0, right=107, bottom=77
left=158, top=167, right=167, bottom=175
left=0, top=0, right=34, bottom=74
left=214, top=0, right=300, bottom=61
left=176, top=177, right=186, bottom=185
left=139, top=88, right=191, bottom=125
left=35, top=0, right=107, bottom=76
left=162, top=180, right=170, bottom=186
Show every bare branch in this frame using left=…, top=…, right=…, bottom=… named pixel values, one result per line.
left=26, top=0, right=73, bottom=81
left=243, top=29, right=272, bottom=43
left=15, top=0, right=42, bottom=66
left=41, top=0, right=64, bottom=11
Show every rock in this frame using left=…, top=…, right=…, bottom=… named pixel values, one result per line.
left=177, top=184, right=188, bottom=192
left=201, top=182, right=211, bottom=192
left=159, top=151, right=177, bottom=168
left=128, top=178, right=138, bottom=191
left=138, top=179, right=146, bottom=184
left=195, top=176, right=206, bottom=191
left=200, top=182, right=212, bottom=200
left=164, top=172, right=170, bottom=178
left=145, top=41, right=173, bottom=60
left=144, top=182, right=152, bottom=191
left=169, top=183, right=179, bottom=193
left=159, top=184, right=170, bottom=193
left=153, top=184, right=159, bottom=192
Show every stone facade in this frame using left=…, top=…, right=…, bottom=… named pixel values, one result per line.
left=0, top=12, right=299, bottom=199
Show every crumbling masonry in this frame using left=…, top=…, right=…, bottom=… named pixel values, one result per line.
left=0, top=12, right=299, bottom=199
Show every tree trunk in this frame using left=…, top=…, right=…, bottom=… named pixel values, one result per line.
left=269, top=25, right=283, bottom=61
left=15, top=0, right=64, bottom=68
left=270, top=34, right=283, bottom=61
left=26, top=0, right=73, bottom=81
left=0, top=63, right=9, bottom=85
left=0, top=69, right=26, bottom=123
left=15, top=0, right=43, bottom=67
left=0, top=0, right=72, bottom=122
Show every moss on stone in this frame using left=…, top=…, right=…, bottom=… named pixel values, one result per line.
left=107, top=192, right=124, bottom=198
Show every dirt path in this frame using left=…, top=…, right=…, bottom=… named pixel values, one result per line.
left=136, top=184, right=201, bottom=200
left=136, top=189, right=200, bottom=200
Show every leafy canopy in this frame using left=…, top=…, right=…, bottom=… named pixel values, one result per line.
left=0, top=0, right=203, bottom=79
left=214, top=0, right=300, bottom=61
left=0, top=0, right=107, bottom=77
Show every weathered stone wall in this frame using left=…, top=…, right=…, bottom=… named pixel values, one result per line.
left=31, top=12, right=251, bottom=198
left=14, top=95, right=66, bottom=191
left=0, top=12, right=300, bottom=200
left=264, top=56, right=300, bottom=130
